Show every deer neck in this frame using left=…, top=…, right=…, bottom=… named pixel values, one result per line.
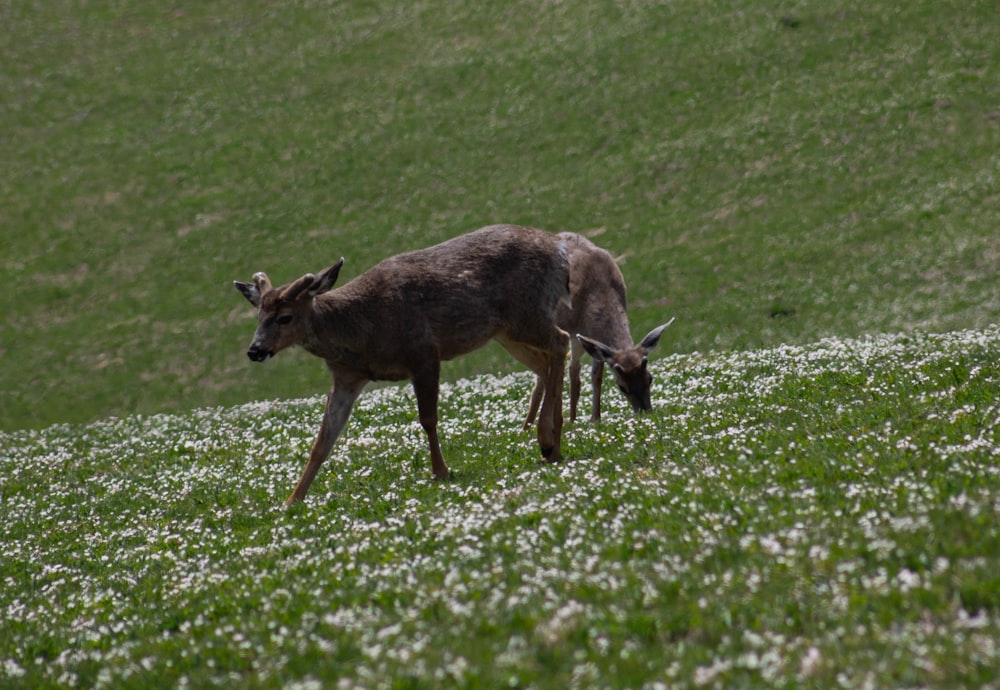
left=301, top=290, right=372, bottom=362
left=587, top=299, right=635, bottom=352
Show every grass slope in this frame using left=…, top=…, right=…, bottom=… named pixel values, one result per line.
left=2, top=327, right=999, bottom=688
left=2, top=0, right=999, bottom=429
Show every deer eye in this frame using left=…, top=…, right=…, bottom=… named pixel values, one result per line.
left=277, top=314, right=294, bottom=325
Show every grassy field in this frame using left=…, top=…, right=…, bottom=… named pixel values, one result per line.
left=2, top=327, right=999, bottom=688
left=2, top=0, right=998, bottom=430
left=2, top=1, right=999, bottom=686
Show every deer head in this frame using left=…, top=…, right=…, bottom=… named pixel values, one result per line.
left=234, top=259, right=344, bottom=362
left=576, top=318, right=674, bottom=413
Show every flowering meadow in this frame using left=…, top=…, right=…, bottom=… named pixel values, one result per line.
left=2, top=327, right=999, bottom=689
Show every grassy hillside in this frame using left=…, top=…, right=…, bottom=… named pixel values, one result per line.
left=2, top=0, right=998, bottom=430
left=2, top=327, right=999, bottom=688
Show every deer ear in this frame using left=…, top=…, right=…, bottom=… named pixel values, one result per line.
left=234, top=280, right=261, bottom=308
left=310, top=258, right=344, bottom=296
left=577, top=334, right=616, bottom=363
left=638, top=317, right=676, bottom=353
left=252, top=271, right=272, bottom=293
left=281, top=273, right=317, bottom=301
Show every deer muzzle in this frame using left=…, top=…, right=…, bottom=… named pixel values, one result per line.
left=247, top=344, right=273, bottom=362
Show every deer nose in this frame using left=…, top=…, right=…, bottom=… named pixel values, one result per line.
left=247, top=345, right=272, bottom=362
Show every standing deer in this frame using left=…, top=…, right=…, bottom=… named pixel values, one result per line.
left=524, top=232, right=673, bottom=425
left=235, top=224, right=571, bottom=505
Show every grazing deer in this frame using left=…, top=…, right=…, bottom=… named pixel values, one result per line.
left=524, top=232, right=673, bottom=425
left=235, top=224, right=571, bottom=505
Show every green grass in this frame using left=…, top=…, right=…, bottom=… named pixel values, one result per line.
left=2, top=2, right=999, bottom=685
left=2, top=327, right=999, bottom=688
left=2, top=0, right=998, bottom=430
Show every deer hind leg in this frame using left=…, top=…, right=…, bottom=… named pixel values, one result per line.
left=524, top=338, right=585, bottom=429
left=590, top=360, right=604, bottom=423
left=523, top=376, right=544, bottom=430
left=412, top=361, right=449, bottom=479
left=497, top=331, right=568, bottom=463
left=568, top=339, right=584, bottom=423
left=528, top=339, right=580, bottom=428
left=541, top=341, right=566, bottom=462
left=286, top=375, right=366, bottom=505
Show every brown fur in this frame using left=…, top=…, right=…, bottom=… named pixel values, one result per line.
left=524, top=232, right=673, bottom=425
left=235, top=224, right=571, bottom=504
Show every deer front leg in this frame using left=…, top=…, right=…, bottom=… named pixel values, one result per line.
left=412, top=362, right=449, bottom=479
left=286, top=376, right=366, bottom=505
left=590, top=360, right=604, bottom=423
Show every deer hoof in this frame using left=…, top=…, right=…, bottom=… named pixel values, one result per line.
left=541, top=447, right=562, bottom=463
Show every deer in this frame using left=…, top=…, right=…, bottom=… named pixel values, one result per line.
left=524, top=232, right=674, bottom=426
left=234, top=224, right=571, bottom=505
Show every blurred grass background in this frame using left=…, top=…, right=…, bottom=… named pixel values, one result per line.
left=1, top=0, right=997, bottom=430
